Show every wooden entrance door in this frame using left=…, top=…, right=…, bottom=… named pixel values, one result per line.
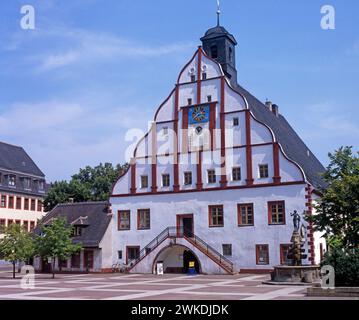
left=176, top=214, right=194, bottom=237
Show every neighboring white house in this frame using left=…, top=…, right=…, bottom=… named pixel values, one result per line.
left=109, top=23, right=327, bottom=274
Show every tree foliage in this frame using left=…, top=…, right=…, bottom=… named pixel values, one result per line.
left=35, top=218, right=81, bottom=278
left=311, top=146, right=359, bottom=249
left=0, top=224, right=35, bottom=278
left=44, top=162, right=128, bottom=211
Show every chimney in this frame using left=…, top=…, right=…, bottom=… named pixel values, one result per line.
left=271, top=104, right=279, bottom=117
left=265, top=100, right=273, bottom=111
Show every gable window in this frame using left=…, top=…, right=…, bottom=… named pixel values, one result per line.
left=118, top=210, right=131, bottom=230
left=238, top=203, right=254, bottom=226
left=222, top=244, right=232, bottom=256
left=187, top=98, right=192, bottom=105
left=233, top=117, right=239, bottom=126
left=8, top=175, right=16, bottom=187
left=268, top=201, right=286, bottom=225
left=162, top=174, right=170, bottom=187
left=210, top=45, right=218, bottom=59
left=209, top=205, right=224, bottom=227
left=16, top=197, right=22, bottom=210
left=184, top=172, right=192, bottom=185
left=137, top=209, right=151, bottom=230
left=207, top=95, right=212, bottom=102
left=30, top=199, right=36, bottom=211
left=8, top=196, right=14, bottom=209
left=280, top=244, right=292, bottom=265
left=162, top=127, right=168, bottom=135
left=202, top=72, right=207, bottom=80
left=207, top=170, right=216, bottom=184
left=0, top=195, right=6, bottom=208
left=127, top=246, right=140, bottom=264
left=232, top=167, right=241, bottom=181
left=190, top=75, right=196, bottom=82
left=140, top=175, right=148, bottom=189
left=256, top=244, right=269, bottom=265
left=24, top=198, right=29, bottom=210
left=259, top=164, right=269, bottom=178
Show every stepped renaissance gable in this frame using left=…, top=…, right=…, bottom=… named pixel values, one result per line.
left=109, top=22, right=326, bottom=274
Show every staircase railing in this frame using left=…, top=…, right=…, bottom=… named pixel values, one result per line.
left=127, top=226, right=233, bottom=273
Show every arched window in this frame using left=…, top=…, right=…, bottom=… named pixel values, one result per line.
left=229, top=47, right=233, bottom=62
left=210, top=45, right=218, bottom=59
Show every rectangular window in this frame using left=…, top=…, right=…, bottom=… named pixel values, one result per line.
left=207, top=170, right=216, bottom=184
left=23, top=221, right=29, bottom=232
left=71, top=253, right=81, bottom=268
left=222, top=244, right=232, bottom=256
left=187, top=98, right=192, bottom=105
left=280, top=244, right=292, bottom=265
left=24, top=198, right=29, bottom=210
left=207, top=95, right=212, bottom=102
left=259, top=164, right=269, bottom=178
left=162, top=174, right=170, bottom=187
left=162, top=127, right=168, bottom=135
left=29, top=221, right=35, bottom=231
left=118, top=250, right=123, bottom=260
left=190, top=75, right=196, bottom=82
left=202, top=73, right=207, bottom=80
left=0, top=195, right=6, bottom=208
left=140, top=175, right=148, bottom=189
left=60, top=259, right=68, bottom=268
left=38, top=180, right=44, bottom=191
left=256, top=244, right=269, bottom=265
left=16, top=197, right=22, bottom=210
left=233, top=117, right=239, bottom=126
left=37, top=200, right=43, bottom=212
left=127, top=247, right=140, bottom=263
left=7, top=220, right=14, bottom=227
left=8, top=196, right=14, bottom=209
left=209, top=205, right=224, bottom=227
left=137, top=209, right=151, bottom=230
left=232, top=167, right=241, bottom=181
left=30, top=199, right=36, bottom=211
left=268, top=201, right=286, bottom=225
left=184, top=172, right=192, bottom=185
left=23, top=178, right=31, bottom=189
left=238, top=203, right=254, bottom=226
left=0, top=219, right=6, bottom=232
left=118, top=210, right=131, bottom=230
left=15, top=220, right=21, bottom=225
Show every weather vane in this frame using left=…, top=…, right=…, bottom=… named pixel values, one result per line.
left=217, top=0, right=221, bottom=26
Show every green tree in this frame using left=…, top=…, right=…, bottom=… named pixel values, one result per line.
left=44, top=162, right=128, bottom=211
left=0, top=224, right=35, bottom=279
left=310, top=146, right=359, bottom=249
left=35, top=218, right=81, bottom=279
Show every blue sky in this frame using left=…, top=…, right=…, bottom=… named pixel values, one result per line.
left=0, top=0, right=358, bottom=182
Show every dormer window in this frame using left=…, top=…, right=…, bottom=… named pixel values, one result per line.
left=8, top=175, right=16, bottom=187
left=210, top=45, right=218, bottom=59
left=38, top=180, right=44, bottom=191
left=23, top=178, right=31, bottom=190
left=73, top=226, right=82, bottom=237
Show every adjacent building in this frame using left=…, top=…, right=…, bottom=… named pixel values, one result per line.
left=0, top=141, right=48, bottom=237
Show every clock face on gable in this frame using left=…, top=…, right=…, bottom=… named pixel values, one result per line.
left=189, top=105, right=210, bottom=124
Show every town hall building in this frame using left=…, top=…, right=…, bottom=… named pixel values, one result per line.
left=109, top=22, right=327, bottom=274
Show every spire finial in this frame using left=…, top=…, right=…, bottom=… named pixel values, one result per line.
left=216, top=0, right=221, bottom=26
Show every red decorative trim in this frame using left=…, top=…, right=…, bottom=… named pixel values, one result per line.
left=130, top=162, right=136, bottom=194
left=112, top=181, right=306, bottom=198
left=196, top=47, right=202, bottom=104
left=220, top=77, right=227, bottom=187
left=182, top=106, right=189, bottom=154
left=196, top=151, right=203, bottom=190
left=209, top=103, right=216, bottom=151
left=151, top=123, right=157, bottom=193
left=273, top=142, right=281, bottom=184
left=245, top=110, right=254, bottom=185
left=176, top=214, right=194, bottom=235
